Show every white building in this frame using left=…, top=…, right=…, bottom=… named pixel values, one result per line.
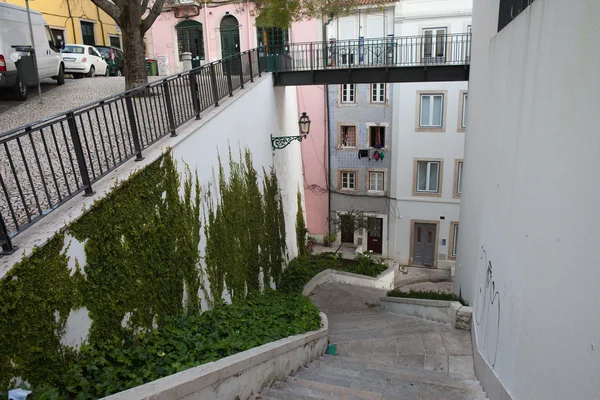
left=454, top=0, right=600, bottom=399
left=388, top=0, right=471, bottom=269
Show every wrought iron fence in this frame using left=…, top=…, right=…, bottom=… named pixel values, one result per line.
left=0, top=48, right=263, bottom=254
left=269, top=33, right=471, bottom=72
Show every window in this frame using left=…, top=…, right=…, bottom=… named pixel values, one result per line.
left=176, top=20, right=205, bottom=61
left=450, top=222, right=459, bottom=258
left=371, top=83, right=385, bottom=103
left=340, top=171, right=356, bottom=190
left=257, top=26, right=288, bottom=55
left=340, top=125, right=357, bottom=148
left=369, top=126, right=385, bottom=148
left=454, top=160, right=463, bottom=197
left=51, top=28, right=65, bottom=49
left=369, top=171, right=384, bottom=192
left=80, top=21, right=95, bottom=46
left=416, top=161, right=441, bottom=193
left=109, top=35, right=122, bottom=49
left=420, top=94, right=444, bottom=128
left=461, top=93, right=468, bottom=129
left=422, top=28, right=447, bottom=62
left=341, top=84, right=355, bottom=104
left=44, top=26, right=58, bottom=51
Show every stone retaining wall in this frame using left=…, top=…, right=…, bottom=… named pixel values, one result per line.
left=380, top=297, right=473, bottom=330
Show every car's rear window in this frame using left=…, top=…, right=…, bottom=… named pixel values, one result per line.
left=62, top=45, right=84, bottom=54
left=96, top=47, right=110, bottom=57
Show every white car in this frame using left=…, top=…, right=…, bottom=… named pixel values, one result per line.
left=61, top=44, right=108, bottom=78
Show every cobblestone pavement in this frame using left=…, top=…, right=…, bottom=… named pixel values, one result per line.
left=0, top=78, right=63, bottom=115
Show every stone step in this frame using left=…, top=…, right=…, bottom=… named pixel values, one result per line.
left=262, top=377, right=384, bottom=400
left=319, top=355, right=481, bottom=388
left=295, top=367, right=487, bottom=400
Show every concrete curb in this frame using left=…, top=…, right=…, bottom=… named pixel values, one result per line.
left=380, top=297, right=473, bottom=330
left=101, top=313, right=329, bottom=400
left=302, top=261, right=399, bottom=296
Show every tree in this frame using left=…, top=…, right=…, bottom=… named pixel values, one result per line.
left=253, top=0, right=374, bottom=28
left=328, top=209, right=377, bottom=255
left=91, top=0, right=166, bottom=90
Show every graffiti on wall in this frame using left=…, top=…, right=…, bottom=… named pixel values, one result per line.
left=475, top=246, right=501, bottom=368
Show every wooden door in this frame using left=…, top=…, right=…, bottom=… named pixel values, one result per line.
left=413, top=223, right=436, bottom=266
left=340, top=215, right=354, bottom=243
left=367, top=218, right=383, bottom=254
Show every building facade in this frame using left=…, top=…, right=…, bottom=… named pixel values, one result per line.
left=454, top=0, right=600, bottom=398
left=323, top=0, right=470, bottom=266
left=0, top=0, right=122, bottom=49
left=388, top=0, right=471, bottom=270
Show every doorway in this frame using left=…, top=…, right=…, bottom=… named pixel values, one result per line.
left=367, top=217, right=383, bottom=254
left=340, top=215, right=354, bottom=244
left=412, top=222, right=436, bottom=266
left=220, top=15, right=240, bottom=73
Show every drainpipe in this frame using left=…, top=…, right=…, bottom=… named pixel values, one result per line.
left=96, top=6, right=106, bottom=45
left=66, top=0, right=76, bottom=43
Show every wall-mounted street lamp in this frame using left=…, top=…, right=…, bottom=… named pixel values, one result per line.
left=271, top=112, right=311, bottom=150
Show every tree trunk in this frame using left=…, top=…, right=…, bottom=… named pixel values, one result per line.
left=122, top=26, right=148, bottom=90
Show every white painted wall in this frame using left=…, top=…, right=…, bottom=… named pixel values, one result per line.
left=388, top=1, right=471, bottom=269
left=454, top=0, right=600, bottom=398
left=327, top=6, right=396, bottom=40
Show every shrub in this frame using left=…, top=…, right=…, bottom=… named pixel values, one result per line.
left=387, top=289, right=467, bottom=306
left=31, top=291, right=320, bottom=399
left=345, top=251, right=388, bottom=277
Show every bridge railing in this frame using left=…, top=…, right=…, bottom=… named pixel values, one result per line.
left=0, top=48, right=264, bottom=254
left=270, top=33, right=471, bottom=72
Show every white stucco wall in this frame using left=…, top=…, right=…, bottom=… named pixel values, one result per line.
left=386, top=2, right=471, bottom=269
left=454, top=0, right=600, bottom=398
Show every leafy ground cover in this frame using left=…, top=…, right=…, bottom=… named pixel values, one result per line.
left=279, top=252, right=389, bottom=293
left=19, top=291, right=321, bottom=400
left=387, top=289, right=467, bottom=306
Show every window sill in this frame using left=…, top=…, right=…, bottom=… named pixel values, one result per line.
left=339, top=188, right=357, bottom=192
left=453, top=192, right=462, bottom=199
left=367, top=190, right=386, bottom=197
left=412, top=190, right=442, bottom=198
left=416, top=126, right=446, bottom=133
left=336, top=146, right=358, bottom=151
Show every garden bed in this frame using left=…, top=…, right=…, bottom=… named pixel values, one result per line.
left=21, top=291, right=321, bottom=399
left=279, top=253, right=389, bottom=294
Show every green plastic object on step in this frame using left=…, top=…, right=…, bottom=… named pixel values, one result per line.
left=326, top=343, right=337, bottom=355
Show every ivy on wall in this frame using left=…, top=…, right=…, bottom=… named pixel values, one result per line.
left=296, top=190, right=308, bottom=256
left=0, top=147, right=288, bottom=389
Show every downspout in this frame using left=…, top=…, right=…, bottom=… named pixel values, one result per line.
left=66, top=0, right=76, bottom=43
left=96, top=6, right=106, bottom=45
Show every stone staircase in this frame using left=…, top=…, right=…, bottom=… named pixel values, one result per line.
left=252, top=282, right=488, bottom=400
left=255, top=353, right=487, bottom=399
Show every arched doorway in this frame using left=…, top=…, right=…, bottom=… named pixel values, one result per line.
left=176, top=20, right=204, bottom=68
left=220, top=15, right=240, bottom=59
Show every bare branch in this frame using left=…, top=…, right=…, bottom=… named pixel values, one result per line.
left=141, top=0, right=151, bottom=14
left=141, top=0, right=167, bottom=33
left=89, top=0, right=122, bottom=22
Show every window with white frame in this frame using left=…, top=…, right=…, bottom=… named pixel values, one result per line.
left=341, top=84, right=355, bottom=104
left=456, top=161, right=463, bottom=194
left=340, top=125, right=357, bottom=147
left=416, top=161, right=441, bottom=193
left=420, top=94, right=444, bottom=127
left=369, top=171, right=384, bottom=192
left=422, top=28, right=447, bottom=60
left=371, top=83, right=385, bottom=103
left=461, top=93, right=468, bottom=129
left=341, top=171, right=356, bottom=190
left=452, top=223, right=459, bottom=257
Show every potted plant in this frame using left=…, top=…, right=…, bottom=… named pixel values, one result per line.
left=306, top=236, right=316, bottom=253
left=323, top=232, right=338, bottom=247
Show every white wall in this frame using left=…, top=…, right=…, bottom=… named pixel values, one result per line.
left=327, top=5, right=396, bottom=39
left=454, top=0, right=600, bottom=398
left=388, top=0, right=471, bottom=269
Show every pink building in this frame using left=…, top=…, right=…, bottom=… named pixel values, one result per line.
left=290, top=19, right=329, bottom=238
left=146, top=1, right=258, bottom=75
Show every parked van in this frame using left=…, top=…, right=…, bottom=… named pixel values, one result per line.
left=0, top=2, right=64, bottom=100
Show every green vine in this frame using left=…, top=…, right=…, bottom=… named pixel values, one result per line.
left=296, top=190, right=308, bottom=256
left=0, top=147, right=289, bottom=390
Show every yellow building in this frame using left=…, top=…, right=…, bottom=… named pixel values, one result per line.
left=0, top=0, right=122, bottom=49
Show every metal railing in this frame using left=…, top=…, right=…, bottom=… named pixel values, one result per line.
left=0, top=48, right=263, bottom=254
left=269, top=34, right=471, bottom=72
